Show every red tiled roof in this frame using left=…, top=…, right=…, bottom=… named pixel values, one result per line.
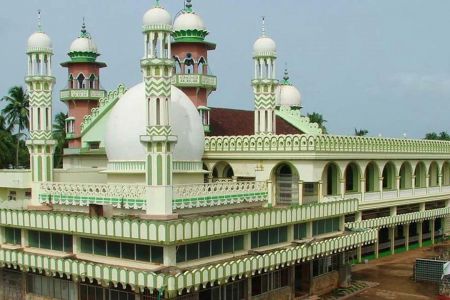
left=208, top=107, right=302, bottom=136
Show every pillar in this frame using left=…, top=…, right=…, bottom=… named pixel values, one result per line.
left=439, top=174, right=443, bottom=192
left=360, top=178, right=366, bottom=201
left=431, top=219, right=435, bottom=244
left=389, top=226, right=395, bottom=255
left=404, top=223, right=410, bottom=251
left=374, top=228, right=379, bottom=259
left=379, top=177, right=384, bottom=199
left=317, top=180, right=323, bottom=202
left=396, top=176, right=401, bottom=197
left=267, top=180, right=274, bottom=207
left=412, top=175, right=416, bottom=195
left=418, top=221, right=423, bottom=247
left=164, top=245, right=177, bottom=266
left=340, top=178, right=345, bottom=198
left=298, top=180, right=303, bottom=205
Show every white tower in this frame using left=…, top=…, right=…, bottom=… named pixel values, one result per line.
left=26, top=12, right=56, bottom=195
left=140, top=2, right=177, bottom=215
left=253, top=18, right=278, bottom=135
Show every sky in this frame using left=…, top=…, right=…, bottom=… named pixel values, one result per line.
left=1, top=0, right=450, bottom=138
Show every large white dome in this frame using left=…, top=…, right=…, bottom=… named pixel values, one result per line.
left=27, top=32, right=52, bottom=51
left=105, top=83, right=205, bottom=162
left=173, top=13, right=206, bottom=31
left=70, top=37, right=97, bottom=53
left=253, top=36, right=276, bottom=55
left=276, top=85, right=302, bottom=107
left=143, top=7, right=172, bottom=27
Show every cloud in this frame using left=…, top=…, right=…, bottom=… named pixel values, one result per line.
left=387, top=72, right=450, bottom=96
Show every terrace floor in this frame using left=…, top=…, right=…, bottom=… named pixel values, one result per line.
left=348, top=241, right=450, bottom=299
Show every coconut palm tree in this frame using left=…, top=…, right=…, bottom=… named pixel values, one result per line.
left=1, top=86, right=29, bottom=168
left=53, top=112, right=68, bottom=168
left=307, top=112, right=328, bottom=134
left=354, top=128, right=368, bottom=136
left=0, top=115, right=15, bottom=168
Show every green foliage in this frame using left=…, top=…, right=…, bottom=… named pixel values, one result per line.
left=354, top=128, right=368, bottom=136
left=1, top=86, right=30, bottom=168
left=425, top=131, right=450, bottom=141
left=307, top=112, right=328, bottom=134
left=53, top=112, right=68, bottom=168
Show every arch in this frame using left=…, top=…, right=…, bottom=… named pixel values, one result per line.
left=322, top=162, right=341, bottom=196
left=184, top=54, right=195, bottom=74
left=414, top=162, right=427, bottom=188
left=212, top=161, right=234, bottom=181
left=173, top=56, right=182, bottom=74
left=198, top=56, right=206, bottom=74
left=89, top=74, right=96, bottom=89
left=344, top=162, right=361, bottom=193
left=399, top=161, right=413, bottom=189
left=428, top=161, right=439, bottom=187
left=364, top=162, right=380, bottom=192
left=77, top=73, right=85, bottom=89
left=68, top=74, right=74, bottom=89
left=382, top=162, right=396, bottom=190
left=271, top=162, right=299, bottom=204
left=442, top=162, right=450, bottom=186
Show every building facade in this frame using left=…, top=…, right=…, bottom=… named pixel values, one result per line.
left=0, top=2, right=449, bottom=300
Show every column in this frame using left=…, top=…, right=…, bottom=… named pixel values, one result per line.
left=267, top=180, right=274, bottom=207
left=298, top=180, right=303, bottom=205
left=412, top=175, right=416, bottom=196
left=374, top=228, right=379, bottom=259
left=396, top=176, right=401, bottom=197
left=418, top=221, right=423, bottom=247
left=355, top=211, right=363, bottom=262
left=72, top=235, right=80, bottom=255
left=340, top=178, right=345, bottom=198
left=389, top=226, right=395, bottom=255
left=439, top=174, right=443, bottom=192
left=164, top=245, right=177, bottom=266
left=426, top=175, right=430, bottom=194
left=360, top=178, right=366, bottom=201
left=431, top=219, right=435, bottom=244
left=379, top=177, right=384, bottom=199
left=317, top=180, right=323, bottom=202
left=404, top=223, right=410, bottom=251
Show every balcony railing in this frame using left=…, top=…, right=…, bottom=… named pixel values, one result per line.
left=172, top=74, right=217, bottom=89
left=172, top=181, right=267, bottom=209
left=323, top=185, right=450, bottom=203
left=39, top=182, right=147, bottom=210
left=60, top=89, right=106, bottom=101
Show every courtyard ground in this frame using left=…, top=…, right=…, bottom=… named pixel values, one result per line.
left=347, top=242, right=450, bottom=300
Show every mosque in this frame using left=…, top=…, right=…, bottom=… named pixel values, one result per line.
left=0, top=0, right=449, bottom=299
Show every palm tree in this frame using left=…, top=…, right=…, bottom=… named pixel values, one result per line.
left=425, top=132, right=450, bottom=141
left=307, top=112, right=328, bottom=134
left=0, top=115, right=15, bottom=168
left=354, top=128, right=368, bottom=136
left=1, top=86, right=29, bottom=168
left=53, top=112, right=68, bottom=168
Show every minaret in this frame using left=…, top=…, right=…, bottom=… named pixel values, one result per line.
left=26, top=11, right=56, bottom=189
left=172, top=0, right=217, bottom=133
left=253, top=17, right=278, bottom=135
left=60, top=21, right=107, bottom=149
left=141, top=2, right=177, bottom=215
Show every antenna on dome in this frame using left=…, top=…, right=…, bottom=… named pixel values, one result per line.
left=37, top=9, right=42, bottom=32
left=261, top=16, right=266, bottom=37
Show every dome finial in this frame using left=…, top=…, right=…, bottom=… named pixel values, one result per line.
left=37, top=9, right=43, bottom=32
left=80, top=18, right=90, bottom=38
left=261, top=16, right=266, bottom=37
left=283, top=64, right=290, bottom=84
left=155, top=0, right=160, bottom=7
left=185, top=0, right=193, bottom=13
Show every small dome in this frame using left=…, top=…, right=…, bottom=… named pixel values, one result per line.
left=276, top=84, right=302, bottom=107
left=105, top=83, right=205, bottom=163
left=173, top=12, right=206, bottom=31
left=69, top=37, right=97, bottom=53
left=253, top=36, right=276, bottom=55
left=143, top=7, right=172, bottom=27
left=27, top=32, right=52, bottom=51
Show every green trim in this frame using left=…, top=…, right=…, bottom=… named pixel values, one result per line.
left=38, top=194, right=146, bottom=209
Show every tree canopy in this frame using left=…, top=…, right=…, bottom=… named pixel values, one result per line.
left=307, top=112, right=328, bottom=134
left=425, top=131, right=450, bottom=141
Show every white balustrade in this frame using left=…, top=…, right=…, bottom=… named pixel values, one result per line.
left=382, top=190, right=397, bottom=200
left=172, top=181, right=268, bottom=209
left=415, top=188, right=427, bottom=196
left=399, top=189, right=413, bottom=197
left=39, top=182, right=147, bottom=209
left=429, top=186, right=440, bottom=193
left=364, top=192, right=381, bottom=201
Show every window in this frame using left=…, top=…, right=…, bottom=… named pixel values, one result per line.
left=28, top=231, right=72, bottom=252
left=80, top=238, right=163, bottom=264
left=312, top=217, right=340, bottom=236
left=294, top=223, right=307, bottom=240
left=199, top=278, right=245, bottom=300
left=176, top=235, right=244, bottom=263
left=27, top=273, right=76, bottom=300
left=8, top=191, right=16, bottom=201
left=251, top=268, right=289, bottom=296
left=313, top=255, right=338, bottom=277
left=251, top=226, right=288, bottom=248
left=80, top=283, right=135, bottom=300
left=88, top=142, right=100, bottom=150
left=77, top=74, right=85, bottom=89
left=5, top=227, right=21, bottom=245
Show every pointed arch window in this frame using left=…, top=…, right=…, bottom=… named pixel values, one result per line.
left=89, top=74, right=96, bottom=89
left=184, top=53, right=194, bottom=74
left=198, top=57, right=206, bottom=74
left=77, top=74, right=86, bottom=89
